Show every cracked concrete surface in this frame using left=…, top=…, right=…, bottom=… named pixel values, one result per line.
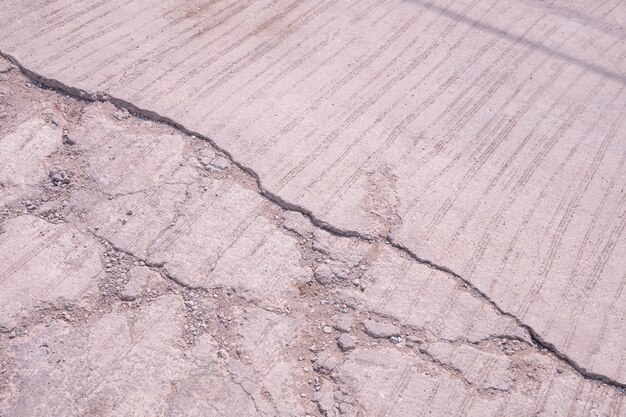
left=0, top=0, right=625, bottom=414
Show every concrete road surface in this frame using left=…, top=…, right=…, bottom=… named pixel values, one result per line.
left=0, top=0, right=625, bottom=415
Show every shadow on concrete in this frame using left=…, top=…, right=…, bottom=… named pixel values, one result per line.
left=408, top=0, right=626, bottom=84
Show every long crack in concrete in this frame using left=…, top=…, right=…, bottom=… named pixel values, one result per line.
left=1, top=50, right=624, bottom=392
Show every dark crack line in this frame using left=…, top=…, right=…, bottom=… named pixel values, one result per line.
left=2, top=51, right=624, bottom=391
left=386, top=238, right=626, bottom=391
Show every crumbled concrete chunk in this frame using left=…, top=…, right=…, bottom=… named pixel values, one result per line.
left=337, top=334, right=356, bottom=352
left=120, top=266, right=159, bottom=301
left=332, top=313, right=353, bottom=333
left=314, top=352, right=338, bottom=374
left=312, top=384, right=335, bottom=414
left=362, top=320, right=401, bottom=339
left=314, top=263, right=335, bottom=285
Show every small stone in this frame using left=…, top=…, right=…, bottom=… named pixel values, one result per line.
left=332, top=313, right=353, bottom=333
left=0, top=62, right=11, bottom=73
left=556, top=368, right=563, bottom=374
left=390, top=336, right=402, bottom=344
left=62, top=130, right=75, bottom=145
left=337, top=334, right=355, bottom=352
left=322, top=325, right=333, bottom=334
left=362, top=319, right=401, bottom=339
left=217, top=348, right=229, bottom=359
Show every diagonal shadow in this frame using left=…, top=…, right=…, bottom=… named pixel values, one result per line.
left=407, top=0, right=626, bottom=84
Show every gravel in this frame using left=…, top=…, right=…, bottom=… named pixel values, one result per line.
left=48, top=167, right=71, bottom=186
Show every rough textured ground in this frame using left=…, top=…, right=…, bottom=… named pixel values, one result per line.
left=0, top=0, right=625, bottom=415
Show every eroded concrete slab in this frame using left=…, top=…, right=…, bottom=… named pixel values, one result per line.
left=0, top=215, right=103, bottom=332
left=0, top=6, right=625, bottom=414
left=1, top=0, right=624, bottom=385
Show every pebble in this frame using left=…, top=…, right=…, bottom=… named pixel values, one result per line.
left=0, top=62, right=11, bottom=73
left=322, top=325, right=333, bottom=334
left=62, top=130, right=75, bottom=145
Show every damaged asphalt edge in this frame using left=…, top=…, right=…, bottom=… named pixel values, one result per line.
left=2, top=51, right=624, bottom=391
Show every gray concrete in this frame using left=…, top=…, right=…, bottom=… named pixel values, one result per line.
left=0, top=0, right=625, bottom=414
